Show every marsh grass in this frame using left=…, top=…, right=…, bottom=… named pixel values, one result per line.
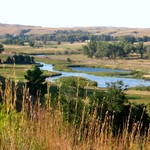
left=0, top=75, right=150, bottom=150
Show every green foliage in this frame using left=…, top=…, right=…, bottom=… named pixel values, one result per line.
left=66, top=57, right=71, bottom=62
left=49, top=79, right=150, bottom=135
left=82, top=41, right=97, bottom=58
left=56, top=76, right=97, bottom=88
left=59, top=95, right=84, bottom=125
left=119, top=35, right=136, bottom=43
left=24, top=67, right=47, bottom=96
left=56, top=77, right=87, bottom=98
left=89, top=81, right=128, bottom=115
left=29, top=41, right=35, bottom=47
left=0, top=44, right=4, bottom=53
left=0, top=103, right=7, bottom=131
left=104, top=81, right=128, bottom=112
left=63, top=50, right=69, bottom=55
left=133, top=71, right=144, bottom=78
left=50, top=76, right=97, bottom=125
left=5, top=54, right=34, bottom=64
left=127, top=103, right=150, bottom=132
left=58, top=41, right=61, bottom=45
left=147, top=46, right=150, bottom=59
left=2, top=39, right=24, bottom=46
left=135, top=42, right=147, bottom=59
left=82, top=41, right=136, bottom=59
left=88, top=81, right=150, bottom=134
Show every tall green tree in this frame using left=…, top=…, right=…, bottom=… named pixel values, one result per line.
left=24, top=67, right=47, bottom=96
left=110, top=42, right=119, bottom=59
left=123, top=42, right=134, bottom=57
left=82, top=41, right=97, bottom=58
left=94, top=42, right=110, bottom=58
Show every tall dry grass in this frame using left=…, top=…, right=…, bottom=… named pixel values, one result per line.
left=0, top=78, right=150, bottom=150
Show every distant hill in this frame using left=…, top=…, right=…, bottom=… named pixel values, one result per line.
left=0, top=23, right=150, bottom=37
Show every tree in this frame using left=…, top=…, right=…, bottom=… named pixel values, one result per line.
left=147, top=46, right=150, bottom=59
left=123, top=42, right=134, bottom=57
left=6, top=54, right=35, bottom=64
left=82, top=41, right=97, bottom=58
left=0, top=44, right=4, bottom=53
left=104, top=81, right=128, bottom=113
left=58, top=41, right=61, bottom=45
left=136, top=42, right=146, bottom=59
left=24, top=67, right=47, bottom=96
left=88, top=80, right=150, bottom=135
left=29, top=41, right=35, bottom=47
left=5, top=56, right=13, bottom=64
left=120, top=35, right=136, bottom=43
left=109, top=42, right=119, bottom=59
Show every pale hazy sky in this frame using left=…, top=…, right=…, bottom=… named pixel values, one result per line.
left=0, top=0, right=150, bottom=28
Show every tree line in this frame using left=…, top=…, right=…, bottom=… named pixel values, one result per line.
left=2, top=31, right=150, bottom=46
left=82, top=41, right=149, bottom=59
left=5, top=54, right=35, bottom=64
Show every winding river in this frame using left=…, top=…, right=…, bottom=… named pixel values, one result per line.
left=39, top=62, right=150, bottom=88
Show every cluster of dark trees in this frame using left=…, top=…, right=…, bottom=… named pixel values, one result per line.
left=3, top=39, right=25, bottom=46
left=24, top=67, right=47, bottom=96
left=5, top=54, right=34, bottom=64
left=82, top=41, right=149, bottom=59
left=2, top=33, right=28, bottom=46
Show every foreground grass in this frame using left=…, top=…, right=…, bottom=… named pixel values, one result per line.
left=0, top=79, right=150, bottom=150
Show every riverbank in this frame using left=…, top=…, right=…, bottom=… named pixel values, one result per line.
left=34, top=55, right=150, bottom=80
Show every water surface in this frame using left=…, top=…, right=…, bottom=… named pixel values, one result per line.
left=39, top=62, right=150, bottom=88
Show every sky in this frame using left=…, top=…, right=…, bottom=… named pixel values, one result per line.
left=0, top=0, right=150, bottom=28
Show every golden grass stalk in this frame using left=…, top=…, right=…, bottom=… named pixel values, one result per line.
left=0, top=78, right=150, bottom=149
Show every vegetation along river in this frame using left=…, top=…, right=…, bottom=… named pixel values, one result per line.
left=39, top=62, right=150, bottom=88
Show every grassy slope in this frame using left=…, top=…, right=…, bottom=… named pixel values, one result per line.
left=1, top=23, right=150, bottom=36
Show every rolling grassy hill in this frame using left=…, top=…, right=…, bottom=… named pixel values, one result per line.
left=0, top=23, right=150, bottom=37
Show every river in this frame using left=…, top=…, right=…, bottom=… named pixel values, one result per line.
left=39, top=62, right=150, bottom=88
